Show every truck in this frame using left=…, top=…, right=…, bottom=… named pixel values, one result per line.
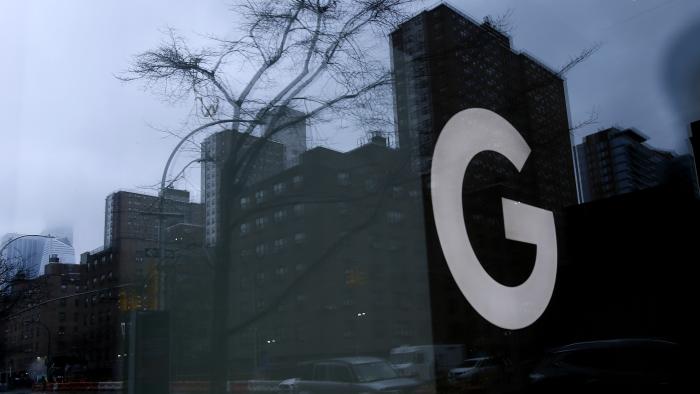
left=389, top=345, right=464, bottom=381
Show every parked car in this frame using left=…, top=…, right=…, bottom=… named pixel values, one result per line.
left=278, top=357, right=425, bottom=394
left=527, top=338, right=685, bottom=393
left=6, top=373, right=33, bottom=390
left=447, top=356, right=506, bottom=389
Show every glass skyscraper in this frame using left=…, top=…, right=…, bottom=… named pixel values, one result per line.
left=0, top=230, right=76, bottom=277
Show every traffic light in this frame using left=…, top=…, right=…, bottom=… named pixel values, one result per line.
left=118, top=290, right=128, bottom=311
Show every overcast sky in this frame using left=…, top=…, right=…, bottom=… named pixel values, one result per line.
left=1, top=0, right=699, bottom=257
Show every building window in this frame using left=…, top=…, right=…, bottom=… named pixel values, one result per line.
left=387, top=211, right=404, bottom=224
left=255, top=217, right=269, bottom=230
left=337, top=172, right=351, bottom=186
left=240, top=223, right=251, bottom=235
left=365, top=178, right=377, bottom=192
left=294, top=232, right=307, bottom=244
left=293, top=204, right=305, bottom=216
left=275, top=267, right=288, bottom=276
left=240, top=197, right=251, bottom=209
left=273, top=209, right=288, bottom=222
left=273, top=182, right=286, bottom=195
left=255, top=190, right=266, bottom=203
left=293, top=175, right=303, bottom=187
left=273, top=238, right=288, bottom=250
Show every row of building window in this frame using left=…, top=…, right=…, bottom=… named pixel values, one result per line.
left=240, top=175, right=305, bottom=208
left=239, top=179, right=422, bottom=215
left=240, top=205, right=306, bottom=235
left=239, top=233, right=308, bottom=259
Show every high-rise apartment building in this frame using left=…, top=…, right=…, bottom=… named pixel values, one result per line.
left=1, top=260, right=83, bottom=381
left=1, top=197, right=207, bottom=383
left=575, top=127, right=697, bottom=202
left=220, top=137, right=432, bottom=375
left=104, top=189, right=202, bottom=248
left=391, top=3, right=577, bottom=210
left=262, top=107, right=308, bottom=169
left=391, top=4, right=578, bottom=351
left=81, top=189, right=204, bottom=379
left=102, top=188, right=202, bottom=314
left=201, top=131, right=285, bottom=246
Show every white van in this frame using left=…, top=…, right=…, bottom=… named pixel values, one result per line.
left=389, top=345, right=464, bottom=381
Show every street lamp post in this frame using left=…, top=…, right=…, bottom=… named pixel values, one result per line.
left=24, top=319, right=51, bottom=381
left=355, top=312, right=367, bottom=356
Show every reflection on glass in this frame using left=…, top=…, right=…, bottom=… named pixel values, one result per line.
left=1, top=1, right=697, bottom=393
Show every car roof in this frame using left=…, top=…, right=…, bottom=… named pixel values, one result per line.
left=551, top=338, right=678, bottom=354
left=303, top=357, right=385, bottom=365
left=464, top=357, right=491, bottom=362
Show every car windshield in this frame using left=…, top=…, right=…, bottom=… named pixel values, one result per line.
left=461, top=359, right=484, bottom=368
left=353, top=362, right=399, bottom=382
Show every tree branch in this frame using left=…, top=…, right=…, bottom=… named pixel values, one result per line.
left=558, top=42, right=602, bottom=77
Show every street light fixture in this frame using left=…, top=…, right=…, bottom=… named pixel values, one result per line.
left=24, top=319, right=51, bottom=381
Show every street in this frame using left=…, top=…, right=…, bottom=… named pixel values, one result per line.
left=4, top=390, right=123, bottom=394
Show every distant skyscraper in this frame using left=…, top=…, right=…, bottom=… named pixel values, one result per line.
left=38, top=237, right=75, bottom=275
left=575, top=127, right=695, bottom=202
left=1, top=233, right=47, bottom=277
left=201, top=131, right=285, bottom=246
left=1, top=231, right=76, bottom=277
left=263, top=107, right=308, bottom=169
left=41, top=225, right=74, bottom=246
